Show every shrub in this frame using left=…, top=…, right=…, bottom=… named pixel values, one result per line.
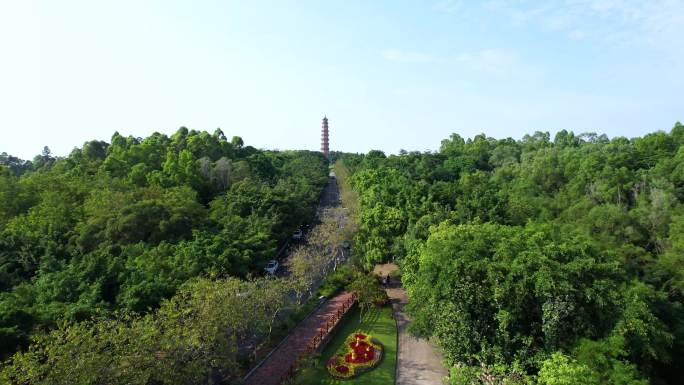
left=318, top=264, right=354, bottom=298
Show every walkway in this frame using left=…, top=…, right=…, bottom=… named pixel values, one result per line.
left=243, top=291, right=356, bottom=385
left=375, top=264, right=448, bottom=385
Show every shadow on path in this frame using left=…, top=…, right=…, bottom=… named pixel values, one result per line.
left=374, top=263, right=449, bottom=385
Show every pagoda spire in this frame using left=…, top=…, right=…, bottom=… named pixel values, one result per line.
left=320, top=115, right=329, bottom=159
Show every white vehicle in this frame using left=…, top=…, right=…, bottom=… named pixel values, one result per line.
left=293, top=229, right=304, bottom=240
left=264, top=260, right=279, bottom=275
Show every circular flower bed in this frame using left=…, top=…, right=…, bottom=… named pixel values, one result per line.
left=327, top=331, right=383, bottom=379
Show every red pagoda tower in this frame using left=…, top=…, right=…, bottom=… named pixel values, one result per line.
left=320, top=116, right=329, bottom=159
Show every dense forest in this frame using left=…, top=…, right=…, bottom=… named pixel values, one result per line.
left=3, top=123, right=684, bottom=385
left=343, top=123, right=684, bottom=385
left=0, top=128, right=329, bottom=383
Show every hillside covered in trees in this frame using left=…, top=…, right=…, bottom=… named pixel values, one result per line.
left=343, top=123, right=684, bottom=385
left=3, top=123, right=684, bottom=385
left=0, top=127, right=329, bottom=366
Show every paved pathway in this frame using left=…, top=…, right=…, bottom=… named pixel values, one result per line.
left=375, top=264, right=448, bottom=385
left=243, top=291, right=355, bottom=385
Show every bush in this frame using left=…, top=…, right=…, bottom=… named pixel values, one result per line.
left=347, top=272, right=386, bottom=320
left=390, top=265, right=402, bottom=283
left=318, top=265, right=354, bottom=298
left=372, top=290, right=389, bottom=307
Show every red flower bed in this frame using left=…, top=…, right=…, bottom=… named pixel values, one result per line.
left=345, top=341, right=375, bottom=364
left=336, top=365, right=349, bottom=374
left=327, top=331, right=383, bottom=379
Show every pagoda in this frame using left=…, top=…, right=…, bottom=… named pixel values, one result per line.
left=321, top=116, right=329, bottom=159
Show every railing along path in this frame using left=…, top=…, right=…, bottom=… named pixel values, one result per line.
left=243, top=291, right=356, bottom=385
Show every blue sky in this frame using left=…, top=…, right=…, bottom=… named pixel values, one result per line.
left=1, top=0, right=683, bottom=159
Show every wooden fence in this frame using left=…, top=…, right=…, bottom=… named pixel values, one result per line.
left=278, top=293, right=357, bottom=384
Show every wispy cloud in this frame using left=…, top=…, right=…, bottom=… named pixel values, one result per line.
left=433, top=0, right=463, bottom=14
left=380, top=48, right=531, bottom=79
left=434, top=0, right=684, bottom=57
left=479, top=0, right=684, bottom=49
left=381, top=49, right=438, bottom=63
left=453, top=49, right=519, bottom=77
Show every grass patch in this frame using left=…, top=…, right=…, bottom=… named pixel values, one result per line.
left=293, top=305, right=396, bottom=385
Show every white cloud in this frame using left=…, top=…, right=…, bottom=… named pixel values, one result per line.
left=381, top=49, right=438, bottom=63
left=453, top=49, right=519, bottom=77
left=480, top=0, right=684, bottom=50
left=433, top=0, right=463, bottom=14
left=380, top=48, right=529, bottom=79
left=568, top=29, right=589, bottom=40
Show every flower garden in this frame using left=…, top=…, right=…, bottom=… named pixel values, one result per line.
left=326, top=332, right=384, bottom=379
left=292, top=302, right=396, bottom=384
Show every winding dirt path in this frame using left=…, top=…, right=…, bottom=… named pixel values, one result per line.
left=375, top=264, right=448, bottom=385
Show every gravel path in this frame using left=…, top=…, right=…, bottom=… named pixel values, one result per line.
left=375, top=264, right=448, bottom=385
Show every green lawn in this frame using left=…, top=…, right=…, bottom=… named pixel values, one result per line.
left=294, top=305, right=397, bottom=385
